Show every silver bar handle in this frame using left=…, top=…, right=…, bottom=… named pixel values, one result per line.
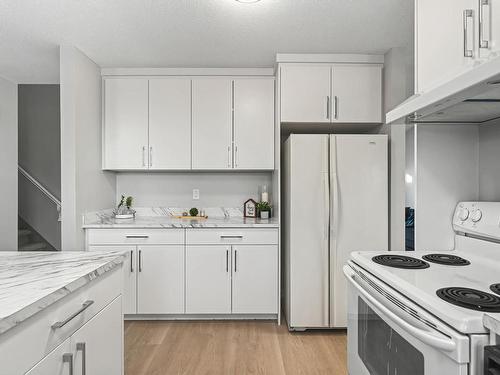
left=220, top=235, right=243, bottom=239
left=227, top=146, right=231, bottom=168
left=138, top=249, right=142, bottom=272
left=130, top=250, right=134, bottom=273
left=76, top=343, right=86, bottom=375
left=126, top=235, right=149, bottom=239
left=142, top=146, right=147, bottom=167
left=479, top=0, right=490, bottom=48
left=464, top=9, right=474, bottom=57
left=52, top=301, right=94, bottom=329
left=226, top=249, right=229, bottom=273
left=326, top=96, right=330, bottom=119
left=334, top=96, right=339, bottom=120
left=234, top=249, right=238, bottom=272
left=63, top=353, right=74, bottom=375
left=235, top=145, right=238, bottom=168
left=149, top=146, right=153, bottom=167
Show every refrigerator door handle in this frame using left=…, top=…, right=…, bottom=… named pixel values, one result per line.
left=329, top=136, right=340, bottom=327
left=323, top=172, right=330, bottom=326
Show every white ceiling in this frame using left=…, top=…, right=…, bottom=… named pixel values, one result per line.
left=0, top=0, right=413, bottom=83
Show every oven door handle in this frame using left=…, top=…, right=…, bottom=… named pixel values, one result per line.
left=344, top=266, right=457, bottom=353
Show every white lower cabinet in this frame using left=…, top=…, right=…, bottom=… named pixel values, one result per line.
left=186, top=246, right=232, bottom=314
left=25, top=339, right=71, bottom=375
left=137, top=246, right=184, bottom=314
left=70, top=297, right=122, bottom=375
left=232, top=246, right=278, bottom=314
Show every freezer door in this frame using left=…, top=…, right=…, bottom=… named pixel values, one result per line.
left=285, top=134, right=330, bottom=328
left=330, top=135, right=388, bottom=328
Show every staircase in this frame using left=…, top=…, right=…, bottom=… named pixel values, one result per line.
left=18, top=217, right=56, bottom=251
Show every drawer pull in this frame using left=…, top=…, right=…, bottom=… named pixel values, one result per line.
left=52, top=300, right=94, bottom=329
left=139, top=250, right=143, bottom=272
left=76, top=343, right=87, bottom=375
left=126, top=235, right=149, bottom=239
left=63, top=353, right=74, bottom=375
left=220, top=235, right=243, bottom=239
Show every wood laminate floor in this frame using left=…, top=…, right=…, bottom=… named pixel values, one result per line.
left=124, top=320, right=347, bottom=375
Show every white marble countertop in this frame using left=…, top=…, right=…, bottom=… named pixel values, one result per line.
left=0, top=250, right=127, bottom=336
left=82, top=207, right=279, bottom=229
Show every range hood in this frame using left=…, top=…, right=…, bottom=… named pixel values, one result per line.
left=386, top=56, right=500, bottom=124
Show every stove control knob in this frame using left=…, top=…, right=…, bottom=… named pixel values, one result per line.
left=458, top=208, right=469, bottom=221
left=471, top=209, right=483, bottom=223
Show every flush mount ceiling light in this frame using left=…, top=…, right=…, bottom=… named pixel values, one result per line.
left=235, top=0, right=261, bottom=3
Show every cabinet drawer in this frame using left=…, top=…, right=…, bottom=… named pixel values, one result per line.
left=186, top=228, right=278, bottom=245
left=0, top=266, right=122, bottom=375
left=87, top=228, right=184, bottom=245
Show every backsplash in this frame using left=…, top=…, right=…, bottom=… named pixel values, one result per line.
left=115, top=172, right=273, bottom=207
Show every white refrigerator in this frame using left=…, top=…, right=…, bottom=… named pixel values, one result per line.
left=282, top=134, right=388, bottom=330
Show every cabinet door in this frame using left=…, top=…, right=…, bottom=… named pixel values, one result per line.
left=192, top=78, right=232, bottom=170
left=280, top=65, right=331, bottom=123
left=233, top=79, right=275, bottom=170
left=137, top=246, right=184, bottom=314
left=186, top=246, right=231, bottom=314
left=331, top=65, right=382, bottom=123
left=25, top=339, right=71, bottom=375
left=103, top=78, right=149, bottom=170
left=88, top=245, right=137, bottom=315
left=416, top=0, right=478, bottom=93
left=71, top=297, right=122, bottom=375
left=232, top=245, right=278, bottom=314
left=478, top=0, right=500, bottom=59
left=149, top=78, right=192, bottom=170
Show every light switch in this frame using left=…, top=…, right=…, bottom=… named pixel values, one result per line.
left=193, top=189, right=200, bottom=200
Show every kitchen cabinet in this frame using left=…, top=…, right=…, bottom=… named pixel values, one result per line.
left=331, top=65, right=382, bottom=123
left=103, top=78, right=149, bottom=170
left=25, top=339, right=71, bottom=375
left=149, top=78, right=192, bottom=169
left=70, top=297, right=122, bottom=375
left=231, top=245, right=278, bottom=314
left=192, top=78, right=233, bottom=170
left=478, top=0, right=500, bottom=60
left=233, top=79, right=275, bottom=170
left=280, top=64, right=382, bottom=123
left=280, top=65, right=331, bottom=123
left=186, top=246, right=232, bottom=314
left=137, top=246, right=185, bottom=314
left=416, top=0, right=479, bottom=93
left=89, top=245, right=136, bottom=315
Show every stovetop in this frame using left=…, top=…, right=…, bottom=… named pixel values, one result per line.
left=351, top=249, right=500, bottom=334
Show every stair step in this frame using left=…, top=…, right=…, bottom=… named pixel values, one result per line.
left=19, top=242, right=51, bottom=251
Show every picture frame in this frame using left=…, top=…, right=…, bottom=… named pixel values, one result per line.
left=244, top=198, right=257, bottom=218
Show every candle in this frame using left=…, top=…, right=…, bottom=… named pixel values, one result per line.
left=261, top=185, right=269, bottom=203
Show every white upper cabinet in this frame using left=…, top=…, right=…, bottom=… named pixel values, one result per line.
left=280, top=65, right=331, bottom=123
left=104, top=78, right=149, bottom=170
left=280, top=64, right=382, bottom=124
left=192, top=78, right=233, bottom=170
left=416, top=0, right=479, bottom=93
left=233, top=79, right=275, bottom=170
left=478, top=0, right=500, bottom=59
left=331, top=65, right=382, bottom=123
left=149, top=79, right=192, bottom=170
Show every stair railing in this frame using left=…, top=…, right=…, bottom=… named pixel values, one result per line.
left=18, top=165, right=61, bottom=221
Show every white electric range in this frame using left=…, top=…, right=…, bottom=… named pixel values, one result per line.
left=344, top=202, right=500, bottom=375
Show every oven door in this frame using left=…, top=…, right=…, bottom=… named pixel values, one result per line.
left=344, top=262, right=470, bottom=375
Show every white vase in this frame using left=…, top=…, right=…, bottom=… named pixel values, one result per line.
left=260, top=211, right=269, bottom=219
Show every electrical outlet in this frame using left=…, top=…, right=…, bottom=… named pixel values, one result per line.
left=192, top=189, right=200, bottom=200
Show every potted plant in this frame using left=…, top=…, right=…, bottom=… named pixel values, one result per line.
left=114, top=195, right=136, bottom=219
left=256, top=201, right=272, bottom=219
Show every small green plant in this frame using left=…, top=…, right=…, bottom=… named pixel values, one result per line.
left=117, top=195, right=126, bottom=208
left=256, top=201, right=272, bottom=212
left=126, top=196, right=133, bottom=209
left=117, top=195, right=134, bottom=209
left=189, top=207, right=199, bottom=217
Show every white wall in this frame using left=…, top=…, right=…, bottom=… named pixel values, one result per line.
left=0, top=76, right=18, bottom=250
left=116, top=172, right=272, bottom=208
left=415, top=124, right=479, bottom=251
left=405, top=125, right=415, bottom=208
left=383, top=46, right=415, bottom=251
left=479, top=119, right=500, bottom=201
left=60, top=46, right=116, bottom=250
